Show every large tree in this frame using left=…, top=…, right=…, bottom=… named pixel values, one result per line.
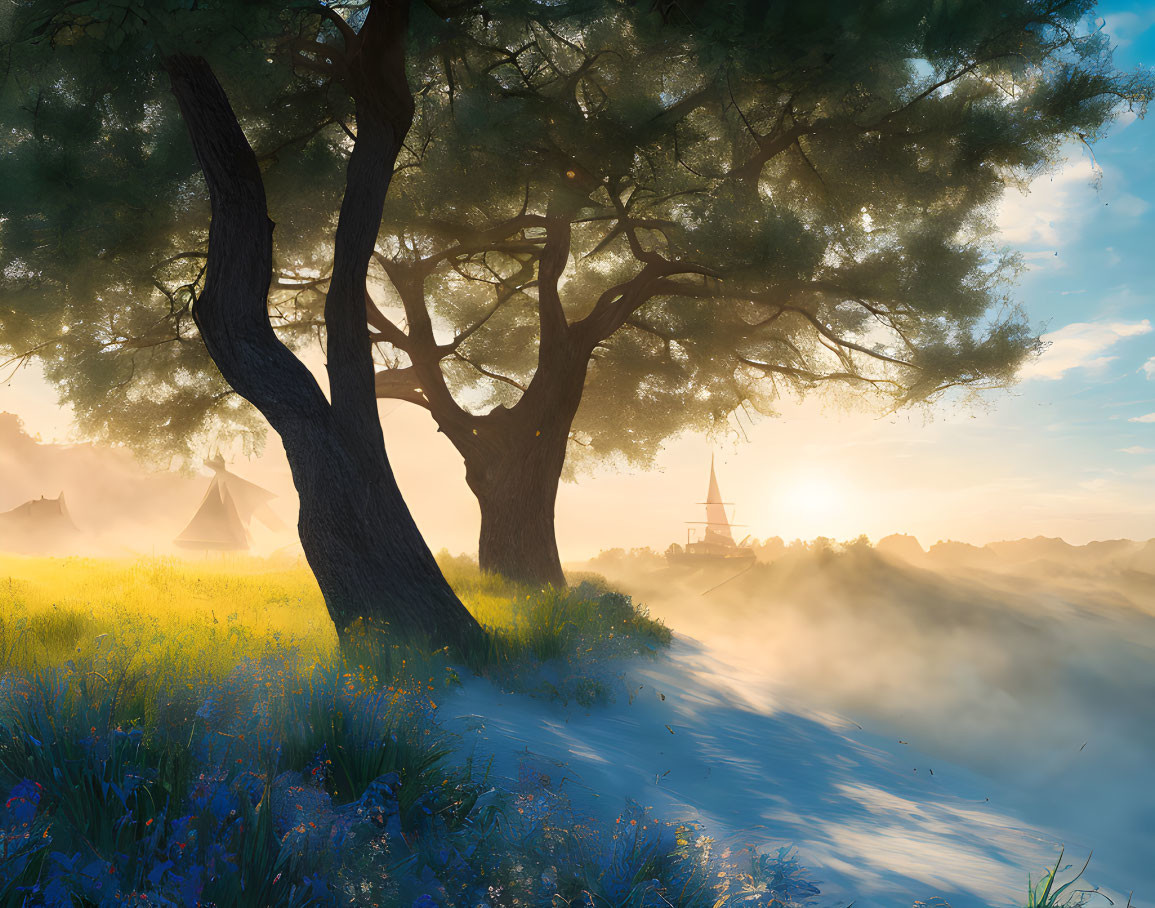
left=356, top=0, right=1151, bottom=584
left=0, top=0, right=484, bottom=650
left=3, top=1, right=1150, bottom=588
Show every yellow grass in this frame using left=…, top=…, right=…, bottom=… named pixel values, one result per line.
left=0, top=553, right=334, bottom=684
left=0, top=552, right=532, bottom=646
left=0, top=551, right=667, bottom=718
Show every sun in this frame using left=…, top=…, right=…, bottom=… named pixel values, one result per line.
left=782, top=476, right=842, bottom=514
left=770, top=473, right=855, bottom=539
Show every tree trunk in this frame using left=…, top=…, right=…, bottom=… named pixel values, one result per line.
left=166, top=45, right=483, bottom=653
left=468, top=437, right=567, bottom=588
left=286, top=423, right=482, bottom=652
left=454, top=352, right=588, bottom=589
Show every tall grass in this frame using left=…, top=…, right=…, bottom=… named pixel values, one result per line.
left=0, top=553, right=670, bottom=708
left=0, top=555, right=331, bottom=706
left=0, top=620, right=813, bottom=905
left=1026, top=848, right=1106, bottom=908
left=0, top=554, right=1105, bottom=906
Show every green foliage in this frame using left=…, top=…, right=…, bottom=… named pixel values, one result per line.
left=274, top=662, right=454, bottom=811
left=439, top=561, right=672, bottom=700
left=0, top=667, right=190, bottom=889
left=0, top=0, right=351, bottom=464
left=1026, top=848, right=1099, bottom=908
left=0, top=637, right=829, bottom=907
left=2, top=0, right=1149, bottom=479
left=199, top=775, right=303, bottom=908
left=366, top=0, right=1151, bottom=474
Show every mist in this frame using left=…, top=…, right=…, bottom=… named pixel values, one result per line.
left=574, top=539, right=1155, bottom=894
left=5, top=401, right=1155, bottom=897
left=0, top=412, right=298, bottom=555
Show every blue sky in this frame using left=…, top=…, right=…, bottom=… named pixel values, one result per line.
left=938, top=3, right=1155, bottom=540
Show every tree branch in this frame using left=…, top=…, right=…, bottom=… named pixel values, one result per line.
left=453, top=352, right=528, bottom=393
left=365, top=289, right=411, bottom=350
left=442, top=277, right=536, bottom=354
left=729, top=122, right=811, bottom=182
left=575, top=264, right=718, bottom=346
left=324, top=0, right=416, bottom=461
left=409, top=214, right=550, bottom=274
left=738, top=357, right=902, bottom=390
left=537, top=217, right=571, bottom=350
left=379, top=259, right=474, bottom=430
left=373, top=365, right=430, bottom=408
left=165, top=53, right=330, bottom=429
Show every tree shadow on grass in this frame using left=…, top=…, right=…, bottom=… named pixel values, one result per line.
left=445, top=637, right=1075, bottom=908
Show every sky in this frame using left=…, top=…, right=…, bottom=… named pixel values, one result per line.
left=4, top=4, right=1155, bottom=559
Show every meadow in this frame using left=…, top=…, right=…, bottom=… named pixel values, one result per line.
left=0, top=554, right=1091, bottom=907
left=0, top=553, right=832, bottom=907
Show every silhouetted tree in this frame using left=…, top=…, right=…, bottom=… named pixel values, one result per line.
left=362, top=0, right=1150, bottom=584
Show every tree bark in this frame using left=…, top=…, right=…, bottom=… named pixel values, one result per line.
left=375, top=217, right=594, bottom=589
left=446, top=346, right=589, bottom=589
left=466, top=430, right=568, bottom=589
left=166, top=42, right=482, bottom=653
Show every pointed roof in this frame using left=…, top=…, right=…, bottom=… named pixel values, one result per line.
left=0, top=492, right=80, bottom=553
left=207, top=456, right=281, bottom=529
left=174, top=457, right=281, bottom=550
left=174, top=476, right=250, bottom=550
left=704, top=455, right=735, bottom=545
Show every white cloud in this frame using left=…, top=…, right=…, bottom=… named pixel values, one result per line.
left=1120, top=446, right=1154, bottom=454
left=997, top=160, right=1099, bottom=248
left=1129, top=413, right=1155, bottom=424
left=1098, top=10, right=1155, bottom=45
left=1113, top=109, right=1140, bottom=130
left=1021, top=320, right=1152, bottom=381
left=997, top=156, right=1148, bottom=259
left=1142, top=357, right=1155, bottom=379
left=1110, top=194, right=1150, bottom=219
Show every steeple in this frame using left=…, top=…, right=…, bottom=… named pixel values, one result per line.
left=704, top=454, right=735, bottom=544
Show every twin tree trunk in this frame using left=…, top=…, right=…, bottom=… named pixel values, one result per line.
left=166, top=10, right=483, bottom=653
left=284, top=423, right=481, bottom=652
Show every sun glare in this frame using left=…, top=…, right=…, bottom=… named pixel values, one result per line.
left=773, top=474, right=852, bottom=538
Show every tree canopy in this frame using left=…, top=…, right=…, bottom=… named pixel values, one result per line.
left=4, top=1, right=1143, bottom=464
left=368, top=0, right=1143, bottom=471
left=1, top=0, right=1150, bottom=585
left=1, top=0, right=369, bottom=459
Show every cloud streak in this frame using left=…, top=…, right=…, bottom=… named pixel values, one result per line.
left=1098, top=9, right=1155, bottom=46
left=1021, top=319, right=1152, bottom=381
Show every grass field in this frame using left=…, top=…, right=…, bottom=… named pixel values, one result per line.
left=0, top=552, right=670, bottom=707
left=0, top=554, right=1094, bottom=907
left=0, top=553, right=797, bottom=908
